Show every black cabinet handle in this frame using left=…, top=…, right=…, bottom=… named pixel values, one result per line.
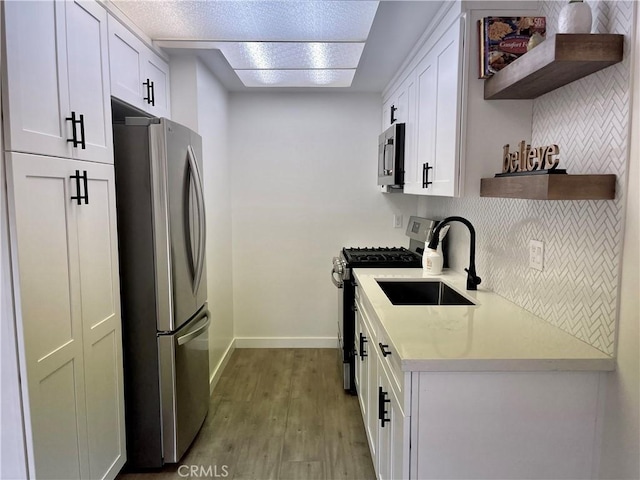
left=378, top=387, right=391, bottom=427
left=422, top=162, right=433, bottom=189
left=66, top=112, right=86, bottom=149
left=379, top=342, right=391, bottom=357
left=390, top=104, right=397, bottom=124
left=359, top=333, right=368, bottom=360
left=143, top=79, right=155, bottom=106
left=70, top=170, right=89, bottom=205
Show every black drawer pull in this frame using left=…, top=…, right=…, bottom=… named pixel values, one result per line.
left=422, top=162, right=433, bottom=188
left=359, top=333, right=368, bottom=360
left=390, top=104, right=397, bottom=124
left=378, top=386, right=391, bottom=427
left=66, top=112, right=86, bottom=149
left=70, top=170, right=89, bottom=205
left=379, top=342, right=391, bottom=357
left=143, top=79, right=155, bottom=106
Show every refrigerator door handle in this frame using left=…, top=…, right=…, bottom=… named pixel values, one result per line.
left=186, top=145, right=206, bottom=294
left=177, top=310, right=210, bottom=346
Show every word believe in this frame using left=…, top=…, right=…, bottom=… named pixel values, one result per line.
left=503, top=141, right=560, bottom=173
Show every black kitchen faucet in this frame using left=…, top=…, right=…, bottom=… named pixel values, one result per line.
left=427, top=216, right=482, bottom=291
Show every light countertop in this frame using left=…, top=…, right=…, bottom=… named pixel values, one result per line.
left=353, top=268, right=615, bottom=372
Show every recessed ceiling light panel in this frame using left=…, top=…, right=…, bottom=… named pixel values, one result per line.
left=113, top=1, right=380, bottom=42
left=215, top=42, right=365, bottom=70
left=235, top=69, right=356, bottom=88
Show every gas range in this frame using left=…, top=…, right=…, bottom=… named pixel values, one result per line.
left=342, top=246, right=422, bottom=268
left=332, top=217, right=443, bottom=394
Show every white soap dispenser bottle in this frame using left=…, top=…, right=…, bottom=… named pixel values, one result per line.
left=423, top=225, right=449, bottom=275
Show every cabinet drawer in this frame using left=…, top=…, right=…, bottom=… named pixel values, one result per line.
left=376, top=328, right=405, bottom=409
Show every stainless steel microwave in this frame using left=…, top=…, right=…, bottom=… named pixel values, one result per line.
left=378, top=123, right=405, bottom=188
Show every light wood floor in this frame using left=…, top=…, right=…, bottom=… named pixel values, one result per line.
left=117, top=349, right=376, bottom=480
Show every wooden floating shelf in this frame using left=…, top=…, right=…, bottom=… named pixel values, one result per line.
left=484, top=34, right=624, bottom=100
left=480, top=174, right=616, bottom=200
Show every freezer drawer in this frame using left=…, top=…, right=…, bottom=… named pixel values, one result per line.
left=158, top=305, right=210, bottom=463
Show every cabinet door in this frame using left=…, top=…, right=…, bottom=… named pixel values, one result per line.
left=76, top=164, right=126, bottom=479
left=143, top=51, right=171, bottom=118
left=2, top=1, right=71, bottom=158
left=397, top=73, right=418, bottom=194
left=414, top=18, right=464, bottom=197
left=65, top=0, right=113, bottom=164
left=364, top=320, right=379, bottom=471
left=429, top=18, right=463, bottom=197
left=7, top=153, right=90, bottom=479
left=355, top=309, right=368, bottom=422
left=377, top=358, right=392, bottom=480
left=7, top=153, right=126, bottom=479
left=107, top=15, right=145, bottom=110
left=414, top=52, right=437, bottom=196
left=377, top=359, right=410, bottom=480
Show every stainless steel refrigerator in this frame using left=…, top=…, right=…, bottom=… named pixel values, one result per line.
left=113, top=117, right=209, bottom=468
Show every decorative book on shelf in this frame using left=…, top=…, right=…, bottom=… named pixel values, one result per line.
left=478, top=16, right=546, bottom=79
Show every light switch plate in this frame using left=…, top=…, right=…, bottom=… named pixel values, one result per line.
left=529, top=240, right=544, bottom=271
left=393, top=214, right=403, bottom=228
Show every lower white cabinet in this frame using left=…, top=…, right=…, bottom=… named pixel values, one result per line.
left=7, top=153, right=126, bottom=479
left=355, top=284, right=604, bottom=480
left=376, top=356, right=410, bottom=480
left=355, top=289, right=408, bottom=479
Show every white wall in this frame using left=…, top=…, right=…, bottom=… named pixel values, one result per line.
left=229, top=93, right=417, bottom=346
left=170, top=55, right=235, bottom=387
left=194, top=60, right=235, bottom=384
left=0, top=12, right=28, bottom=476
left=597, top=3, right=640, bottom=476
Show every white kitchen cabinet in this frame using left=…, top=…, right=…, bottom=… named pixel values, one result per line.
left=6, top=153, right=126, bottom=480
left=354, top=308, right=364, bottom=414
left=108, top=15, right=171, bottom=118
left=364, top=319, right=380, bottom=470
left=376, top=356, right=410, bottom=480
left=411, top=17, right=464, bottom=196
left=382, top=72, right=418, bottom=193
left=382, top=72, right=414, bottom=130
left=382, top=2, right=535, bottom=197
left=3, top=0, right=113, bottom=164
left=355, top=288, right=410, bottom=480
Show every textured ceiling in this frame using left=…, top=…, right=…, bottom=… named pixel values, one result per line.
left=112, top=1, right=380, bottom=41
left=111, top=1, right=444, bottom=91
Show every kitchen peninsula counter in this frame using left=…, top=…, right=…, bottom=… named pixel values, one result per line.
left=353, top=268, right=615, bottom=372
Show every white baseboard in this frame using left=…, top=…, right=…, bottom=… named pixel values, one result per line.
left=209, top=338, right=236, bottom=395
left=234, top=337, right=338, bottom=348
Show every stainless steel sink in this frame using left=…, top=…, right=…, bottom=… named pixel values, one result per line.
left=376, top=280, right=475, bottom=306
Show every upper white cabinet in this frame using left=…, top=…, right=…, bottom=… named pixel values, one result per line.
left=7, top=152, right=126, bottom=479
left=3, top=0, right=113, bottom=164
left=382, top=3, right=535, bottom=197
left=410, top=18, right=464, bottom=196
left=108, top=15, right=171, bottom=118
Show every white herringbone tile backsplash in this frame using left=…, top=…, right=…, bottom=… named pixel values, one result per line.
left=420, top=0, right=633, bottom=355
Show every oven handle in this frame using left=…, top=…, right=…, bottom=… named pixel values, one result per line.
left=331, top=268, right=344, bottom=288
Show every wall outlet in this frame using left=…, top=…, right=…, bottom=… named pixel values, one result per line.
left=529, top=240, right=544, bottom=271
left=393, top=214, right=403, bottom=229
